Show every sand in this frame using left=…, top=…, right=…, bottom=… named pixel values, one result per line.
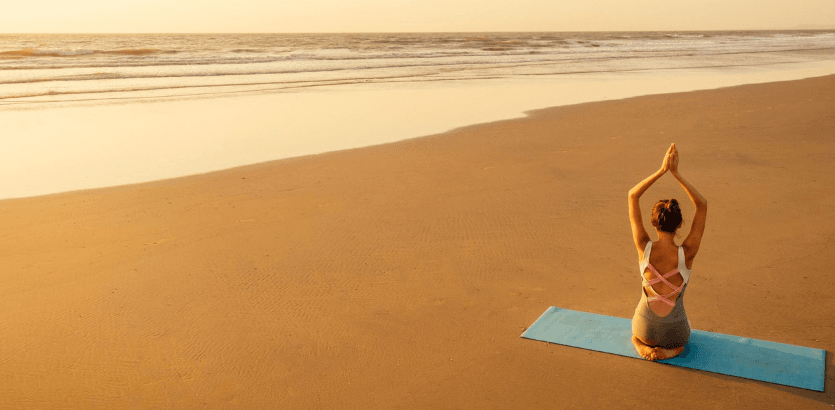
left=1, top=75, right=833, bottom=409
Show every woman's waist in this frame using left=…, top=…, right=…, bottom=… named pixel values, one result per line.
left=634, top=300, right=688, bottom=322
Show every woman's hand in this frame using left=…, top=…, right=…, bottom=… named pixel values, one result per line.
left=667, top=143, right=679, bottom=175
left=660, top=143, right=675, bottom=173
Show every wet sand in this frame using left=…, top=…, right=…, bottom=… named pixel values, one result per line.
left=1, top=74, right=833, bottom=408
left=4, top=60, right=835, bottom=201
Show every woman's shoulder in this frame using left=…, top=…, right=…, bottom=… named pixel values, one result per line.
left=681, top=243, right=697, bottom=270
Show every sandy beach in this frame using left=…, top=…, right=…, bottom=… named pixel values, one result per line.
left=1, top=74, right=833, bottom=408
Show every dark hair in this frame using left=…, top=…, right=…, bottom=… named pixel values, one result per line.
left=651, top=199, right=682, bottom=233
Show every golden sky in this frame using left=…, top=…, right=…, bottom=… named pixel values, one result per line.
left=3, top=0, right=834, bottom=33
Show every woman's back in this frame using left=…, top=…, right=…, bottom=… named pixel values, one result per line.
left=641, top=241, right=688, bottom=317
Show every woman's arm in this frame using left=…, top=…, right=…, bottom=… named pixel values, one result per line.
left=628, top=144, right=674, bottom=254
left=668, top=145, right=708, bottom=261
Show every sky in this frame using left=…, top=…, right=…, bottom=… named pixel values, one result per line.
left=2, top=0, right=834, bottom=33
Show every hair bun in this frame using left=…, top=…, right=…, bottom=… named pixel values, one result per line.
left=652, top=198, right=683, bottom=233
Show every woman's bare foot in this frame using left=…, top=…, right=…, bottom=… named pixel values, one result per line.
left=652, top=345, right=685, bottom=360
left=632, top=336, right=685, bottom=361
left=632, top=336, right=659, bottom=361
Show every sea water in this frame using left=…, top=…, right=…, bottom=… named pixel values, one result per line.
left=1, top=31, right=834, bottom=199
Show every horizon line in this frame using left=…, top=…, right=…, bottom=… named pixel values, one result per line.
left=2, top=28, right=835, bottom=35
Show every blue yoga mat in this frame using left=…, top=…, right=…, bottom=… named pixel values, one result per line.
left=522, top=307, right=826, bottom=391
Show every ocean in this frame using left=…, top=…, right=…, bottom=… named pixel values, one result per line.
left=2, top=31, right=834, bottom=108
left=1, top=31, right=834, bottom=199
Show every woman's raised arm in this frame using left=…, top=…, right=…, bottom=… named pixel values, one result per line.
left=628, top=144, right=674, bottom=255
left=668, top=145, right=708, bottom=262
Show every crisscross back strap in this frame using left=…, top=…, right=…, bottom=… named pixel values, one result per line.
left=638, top=242, right=690, bottom=307
left=644, top=264, right=680, bottom=288
left=643, top=263, right=685, bottom=306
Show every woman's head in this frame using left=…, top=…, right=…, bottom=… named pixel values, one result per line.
left=651, top=199, right=682, bottom=233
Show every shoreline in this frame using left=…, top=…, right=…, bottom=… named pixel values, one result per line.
left=1, top=74, right=834, bottom=408
left=2, top=60, right=835, bottom=200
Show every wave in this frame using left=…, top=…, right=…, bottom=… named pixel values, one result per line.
left=0, top=48, right=172, bottom=58
left=2, top=31, right=833, bottom=108
left=1, top=49, right=91, bottom=57
left=0, top=59, right=818, bottom=107
left=1, top=45, right=832, bottom=87
left=103, top=48, right=171, bottom=55
left=0, top=71, right=463, bottom=103
left=1, top=31, right=832, bottom=71
left=5, top=41, right=830, bottom=73
left=0, top=49, right=544, bottom=70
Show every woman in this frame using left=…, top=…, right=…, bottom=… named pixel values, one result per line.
left=629, top=143, right=707, bottom=361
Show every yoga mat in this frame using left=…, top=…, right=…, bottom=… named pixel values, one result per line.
left=522, top=306, right=826, bottom=391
